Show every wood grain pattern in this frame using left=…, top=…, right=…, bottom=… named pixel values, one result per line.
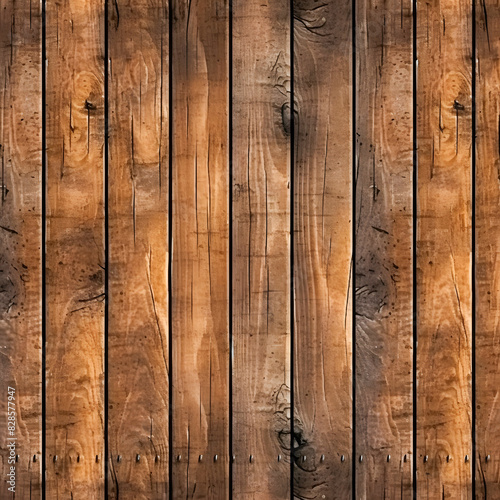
left=0, top=0, right=42, bottom=497
left=355, top=0, right=413, bottom=497
left=171, top=0, right=229, bottom=497
left=45, top=0, right=105, bottom=496
left=232, top=1, right=291, bottom=497
left=416, top=0, right=473, bottom=496
left=475, top=0, right=500, bottom=496
left=292, top=0, right=352, bottom=498
left=107, top=1, right=169, bottom=498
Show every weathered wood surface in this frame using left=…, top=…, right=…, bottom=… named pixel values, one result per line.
left=476, top=0, right=500, bottom=497
left=292, top=0, right=352, bottom=498
left=171, top=0, right=230, bottom=497
left=232, top=0, right=291, bottom=497
left=0, top=0, right=42, bottom=497
left=355, top=0, right=413, bottom=497
left=416, top=0, right=473, bottom=496
left=45, top=0, right=105, bottom=496
left=107, top=1, right=169, bottom=498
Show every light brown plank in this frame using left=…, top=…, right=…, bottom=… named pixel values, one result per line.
left=476, top=0, right=500, bottom=496
left=355, top=0, right=413, bottom=497
left=107, top=1, right=169, bottom=498
left=232, top=1, right=291, bottom=497
left=45, top=0, right=105, bottom=496
left=292, top=0, right=352, bottom=498
left=171, top=0, right=229, bottom=497
left=416, top=0, right=473, bottom=496
left=0, top=1, right=42, bottom=497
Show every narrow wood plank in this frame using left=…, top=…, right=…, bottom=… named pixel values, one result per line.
left=416, top=0, right=473, bottom=496
left=45, top=0, right=105, bottom=496
left=355, top=0, right=413, bottom=497
left=232, top=1, right=291, bottom=497
left=107, top=1, right=169, bottom=498
left=476, top=0, right=500, bottom=496
left=292, top=1, right=352, bottom=498
left=171, top=0, right=229, bottom=497
left=0, top=1, right=42, bottom=497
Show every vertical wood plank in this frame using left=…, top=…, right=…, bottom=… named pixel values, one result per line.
left=171, top=0, right=229, bottom=497
left=475, top=0, right=500, bottom=496
left=292, top=1, right=352, bottom=498
left=0, top=0, right=42, bottom=497
left=355, top=0, right=414, bottom=497
left=45, top=0, right=105, bottom=496
left=232, top=1, right=291, bottom=497
left=416, top=0, right=473, bottom=496
left=107, top=1, right=169, bottom=498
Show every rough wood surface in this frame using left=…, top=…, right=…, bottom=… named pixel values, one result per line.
left=171, top=0, right=230, bottom=497
left=475, top=0, right=500, bottom=496
left=45, top=0, right=105, bottom=496
left=107, top=1, right=169, bottom=498
left=416, top=0, right=473, bottom=496
left=292, top=0, right=352, bottom=498
left=355, top=0, right=413, bottom=497
left=232, top=1, right=291, bottom=497
left=0, top=0, right=42, bottom=497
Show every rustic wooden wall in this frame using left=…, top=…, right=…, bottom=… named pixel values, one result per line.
left=2, top=0, right=500, bottom=498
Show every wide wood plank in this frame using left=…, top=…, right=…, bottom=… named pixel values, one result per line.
left=171, top=0, right=230, bottom=497
left=475, top=0, right=500, bottom=496
left=292, top=0, right=352, bottom=498
left=232, top=1, right=291, bottom=497
left=355, top=0, right=413, bottom=497
left=0, top=1, right=42, bottom=497
left=45, top=0, right=105, bottom=496
left=107, top=1, right=169, bottom=498
left=416, top=0, right=473, bottom=496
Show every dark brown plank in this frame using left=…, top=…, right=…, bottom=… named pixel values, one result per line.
left=107, top=1, right=169, bottom=498
left=45, top=0, right=105, bottom=496
left=232, top=1, right=291, bottom=497
left=416, top=0, right=473, bottom=496
left=171, top=0, right=230, bottom=497
left=0, top=0, right=42, bottom=497
left=292, top=0, right=352, bottom=498
left=355, top=0, right=413, bottom=497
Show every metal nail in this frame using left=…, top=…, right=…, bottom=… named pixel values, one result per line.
left=96, top=455, right=99, bottom=463
left=302, top=456, right=306, bottom=462
left=249, top=455, right=254, bottom=463
left=117, top=455, right=122, bottom=463
left=387, top=455, right=391, bottom=462
left=446, top=455, right=451, bottom=463
left=232, top=455, right=236, bottom=463
left=155, top=455, right=160, bottom=463
left=424, top=456, right=428, bottom=463
left=486, top=455, right=491, bottom=462
left=177, top=455, right=182, bottom=461
left=199, top=455, right=203, bottom=462
left=465, top=455, right=469, bottom=462
left=136, top=454, right=141, bottom=462
left=15, top=455, right=19, bottom=463
left=278, top=455, right=282, bottom=462
left=53, top=455, right=58, bottom=463
left=340, top=455, right=345, bottom=463
left=359, top=455, right=363, bottom=463
left=214, top=455, right=218, bottom=463
left=33, top=455, right=37, bottom=462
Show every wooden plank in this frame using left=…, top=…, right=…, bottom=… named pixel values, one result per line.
left=0, top=0, right=42, bottom=497
left=416, top=0, right=473, bottom=496
left=355, top=0, right=413, bottom=497
left=45, top=0, right=105, bottom=496
left=292, top=1, right=352, bottom=498
left=107, top=1, right=169, bottom=498
left=475, top=0, right=500, bottom=496
left=171, top=0, right=229, bottom=497
left=232, top=1, right=291, bottom=497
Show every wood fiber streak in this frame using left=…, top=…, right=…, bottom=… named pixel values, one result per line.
left=0, top=0, right=42, bottom=497
left=416, top=0, right=473, bottom=497
left=45, top=0, right=105, bottom=497
left=171, top=0, right=229, bottom=497
left=107, top=1, right=169, bottom=498
left=292, top=0, right=352, bottom=498
left=475, top=0, right=500, bottom=497
left=232, top=0, right=291, bottom=497
left=355, top=0, right=413, bottom=497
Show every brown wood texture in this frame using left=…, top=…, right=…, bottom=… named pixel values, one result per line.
left=292, top=0, right=352, bottom=498
left=476, top=0, right=500, bottom=496
left=232, top=0, right=291, bottom=498
left=416, top=0, right=473, bottom=496
left=0, top=0, right=42, bottom=497
left=171, top=0, right=230, bottom=497
left=355, top=0, right=413, bottom=497
left=45, top=0, right=105, bottom=497
left=107, top=1, right=169, bottom=498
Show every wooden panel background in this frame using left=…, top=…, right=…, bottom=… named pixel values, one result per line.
left=2, top=0, right=500, bottom=498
